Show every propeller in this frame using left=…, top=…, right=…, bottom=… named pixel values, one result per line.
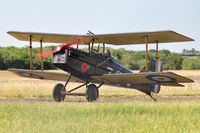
left=37, top=39, right=80, bottom=58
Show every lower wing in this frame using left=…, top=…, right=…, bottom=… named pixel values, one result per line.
left=8, top=69, right=194, bottom=87
left=8, top=68, right=83, bottom=82
left=91, top=72, right=194, bottom=87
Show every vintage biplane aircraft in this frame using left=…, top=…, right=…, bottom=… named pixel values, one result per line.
left=7, top=30, right=194, bottom=102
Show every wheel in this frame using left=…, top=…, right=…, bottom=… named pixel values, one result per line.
left=86, top=84, right=98, bottom=102
left=97, top=88, right=99, bottom=98
left=52, top=83, right=66, bottom=102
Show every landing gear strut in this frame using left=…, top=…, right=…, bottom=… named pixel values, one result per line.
left=52, top=74, right=103, bottom=102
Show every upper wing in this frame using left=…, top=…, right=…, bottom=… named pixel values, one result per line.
left=94, top=30, right=194, bottom=45
left=7, top=31, right=93, bottom=44
left=91, top=72, right=194, bottom=87
left=8, top=68, right=84, bottom=82
left=8, top=30, right=194, bottom=45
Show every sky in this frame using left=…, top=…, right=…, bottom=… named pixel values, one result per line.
left=0, top=0, right=199, bottom=52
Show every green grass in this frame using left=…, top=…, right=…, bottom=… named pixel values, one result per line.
left=1, top=71, right=200, bottom=132
left=0, top=102, right=200, bottom=133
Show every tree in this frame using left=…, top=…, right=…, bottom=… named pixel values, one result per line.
left=165, top=53, right=183, bottom=70
left=0, top=51, right=6, bottom=69
left=0, top=46, right=199, bottom=70
left=182, top=57, right=200, bottom=70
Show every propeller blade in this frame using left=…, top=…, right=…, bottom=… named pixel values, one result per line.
left=37, top=39, right=81, bottom=58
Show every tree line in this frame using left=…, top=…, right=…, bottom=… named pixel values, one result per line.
left=0, top=46, right=200, bottom=70
left=181, top=48, right=200, bottom=56
left=0, top=46, right=56, bottom=70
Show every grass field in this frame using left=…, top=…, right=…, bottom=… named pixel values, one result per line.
left=0, top=102, right=200, bottom=133
left=0, top=70, right=200, bottom=133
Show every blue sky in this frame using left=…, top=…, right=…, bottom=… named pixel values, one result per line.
left=0, top=0, right=199, bottom=52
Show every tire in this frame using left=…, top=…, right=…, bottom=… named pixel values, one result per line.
left=52, top=83, right=65, bottom=102
left=86, top=84, right=98, bottom=102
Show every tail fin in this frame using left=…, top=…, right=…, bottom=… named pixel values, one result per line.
left=139, top=59, right=163, bottom=94
left=148, top=59, right=163, bottom=94
left=140, top=59, right=163, bottom=73
left=148, top=59, right=163, bottom=72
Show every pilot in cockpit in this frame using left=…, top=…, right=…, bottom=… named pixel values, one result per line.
left=103, top=49, right=111, bottom=58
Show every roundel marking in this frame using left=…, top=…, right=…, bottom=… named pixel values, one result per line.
left=146, top=75, right=176, bottom=83
left=17, top=72, right=44, bottom=79
left=81, top=63, right=87, bottom=73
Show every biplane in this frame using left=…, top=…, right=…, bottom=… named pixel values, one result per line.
left=7, top=30, right=194, bottom=102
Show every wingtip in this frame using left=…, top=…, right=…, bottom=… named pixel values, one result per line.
left=7, top=31, right=17, bottom=35
left=191, top=38, right=195, bottom=41
left=7, top=31, right=12, bottom=34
